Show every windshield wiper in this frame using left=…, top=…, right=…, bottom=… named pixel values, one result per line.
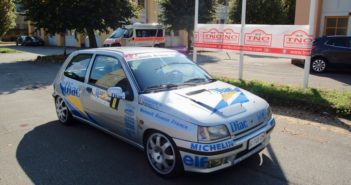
left=142, top=84, right=179, bottom=93
left=184, top=78, right=207, bottom=83
left=183, top=78, right=217, bottom=85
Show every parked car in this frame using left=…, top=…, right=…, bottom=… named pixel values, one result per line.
left=16, top=35, right=45, bottom=46
left=52, top=47, right=275, bottom=177
left=311, top=36, right=351, bottom=73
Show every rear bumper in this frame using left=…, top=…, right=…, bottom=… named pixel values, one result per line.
left=174, top=118, right=276, bottom=173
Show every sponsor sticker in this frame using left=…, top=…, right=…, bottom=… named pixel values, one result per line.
left=190, top=139, right=235, bottom=152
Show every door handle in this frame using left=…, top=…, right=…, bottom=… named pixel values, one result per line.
left=86, top=87, right=92, bottom=93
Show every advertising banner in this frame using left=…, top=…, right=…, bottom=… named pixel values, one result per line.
left=194, top=24, right=312, bottom=59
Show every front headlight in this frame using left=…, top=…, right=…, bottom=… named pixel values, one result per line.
left=198, top=125, right=230, bottom=142
left=266, top=106, right=272, bottom=121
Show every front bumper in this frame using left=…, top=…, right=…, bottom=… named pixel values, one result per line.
left=174, top=118, right=276, bottom=173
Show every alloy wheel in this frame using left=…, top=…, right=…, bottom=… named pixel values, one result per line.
left=55, top=97, right=68, bottom=123
left=312, top=59, right=326, bottom=72
left=146, top=133, right=176, bottom=175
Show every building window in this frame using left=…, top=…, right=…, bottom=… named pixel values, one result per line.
left=138, top=0, right=145, bottom=8
left=324, top=16, right=348, bottom=36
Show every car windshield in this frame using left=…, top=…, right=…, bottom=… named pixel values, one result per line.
left=31, top=37, right=38, bottom=41
left=110, top=28, right=125, bottom=39
left=127, top=52, right=215, bottom=93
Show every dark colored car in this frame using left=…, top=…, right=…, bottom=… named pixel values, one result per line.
left=311, top=36, right=351, bottom=73
left=16, top=36, right=45, bottom=46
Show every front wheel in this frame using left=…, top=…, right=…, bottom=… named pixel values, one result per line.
left=145, top=132, right=183, bottom=177
left=311, top=58, right=327, bottom=73
left=55, top=96, right=73, bottom=125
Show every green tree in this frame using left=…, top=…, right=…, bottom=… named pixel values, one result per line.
left=20, top=0, right=137, bottom=48
left=0, top=0, right=16, bottom=40
left=230, top=0, right=295, bottom=24
left=282, top=0, right=296, bottom=24
left=159, top=0, right=216, bottom=50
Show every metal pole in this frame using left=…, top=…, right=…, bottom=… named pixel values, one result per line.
left=303, top=0, right=316, bottom=88
left=193, top=0, right=199, bottom=63
left=239, top=0, right=246, bottom=80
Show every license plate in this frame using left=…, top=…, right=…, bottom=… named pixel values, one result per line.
left=248, top=133, right=265, bottom=150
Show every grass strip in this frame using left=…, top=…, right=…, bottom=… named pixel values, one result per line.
left=218, top=77, right=351, bottom=118
left=0, top=48, right=20, bottom=53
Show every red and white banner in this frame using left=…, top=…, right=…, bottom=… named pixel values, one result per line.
left=194, top=24, right=312, bottom=59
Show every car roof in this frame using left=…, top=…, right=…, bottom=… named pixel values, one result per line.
left=326, top=35, right=351, bottom=38
left=83, top=47, right=178, bottom=56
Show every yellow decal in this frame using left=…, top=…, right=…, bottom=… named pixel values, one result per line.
left=67, top=95, right=85, bottom=114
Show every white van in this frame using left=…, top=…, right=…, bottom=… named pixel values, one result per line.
left=103, top=23, right=165, bottom=47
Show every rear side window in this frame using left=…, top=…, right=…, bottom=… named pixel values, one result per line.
left=89, top=55, right=128, bottom=90
left=326, top=37, right=349, bottom=47
left=135, top=29, right=163, bottom=37
left=64, top=54, right=92, bottom=82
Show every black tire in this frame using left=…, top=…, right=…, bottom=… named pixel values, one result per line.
left=55, top=96, right=74, bottom=125
left=144, top=131, right=183, bottom=177
left=311, top=57, right=328, bottom=73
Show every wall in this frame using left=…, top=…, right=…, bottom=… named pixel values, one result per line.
left=319, top=0, right=351, bottom=36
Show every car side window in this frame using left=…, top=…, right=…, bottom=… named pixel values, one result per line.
left=64, top=54, right=92, bottom=82
left=326, top=38, right=348, bottom=47
left=89, top=55, right=134, bottom=100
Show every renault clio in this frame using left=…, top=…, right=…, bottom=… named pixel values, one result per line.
left=53, top=47, right=275, bottom=177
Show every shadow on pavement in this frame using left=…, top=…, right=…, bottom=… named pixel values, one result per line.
left=292, top=62, right=351, bottom=86
left=0, top=61, right=60, bottom=94
left=16, top=121, right=288, bottom=185
left=272, top=106, right=351, bottom=132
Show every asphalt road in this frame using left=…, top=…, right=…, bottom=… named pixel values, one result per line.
left=193, top=51, right=351, bottom=91
left=0, top=47, right=351, bottom=185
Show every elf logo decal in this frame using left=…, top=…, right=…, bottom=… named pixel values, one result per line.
left=183, top=155, right=208, bottom=167
left=203, top=28, right=240, bottom=44
left=244, top=29, right=272, bottom=46
left=284, top=30, right=312, bottom=49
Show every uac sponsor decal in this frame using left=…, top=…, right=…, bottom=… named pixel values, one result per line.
left=190, top=140, right=235, bottom=152
left=60, top=82, right=81, bottom=97
left=230, top=120, right=248, bottom=132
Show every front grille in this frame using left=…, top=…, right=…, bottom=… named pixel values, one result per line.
left=234, top=121, right=266, bottom=140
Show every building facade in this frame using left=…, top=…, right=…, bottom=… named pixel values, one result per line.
left=295, top=0, right=351, bottom=37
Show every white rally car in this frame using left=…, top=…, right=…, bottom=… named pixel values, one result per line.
left=52, top=47, right=275, bottom=177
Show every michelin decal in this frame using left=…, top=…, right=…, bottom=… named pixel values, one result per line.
left=190, top=139, right=235, bottom=152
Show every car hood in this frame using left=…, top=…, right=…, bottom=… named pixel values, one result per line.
left=139, top=81, right=269, bottom=130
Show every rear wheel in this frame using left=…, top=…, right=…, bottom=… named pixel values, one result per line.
left=311, top=58, right=327, bottom=73
left=145, top=132, right=183, bottom=177
left=55, top=96, right=73, bottom=125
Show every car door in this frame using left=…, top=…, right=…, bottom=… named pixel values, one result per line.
left=80, top=54, right=138, bottom=140
left=324, top=37, right=350, bottom=64
left=59, top=53, right=93, bottom=120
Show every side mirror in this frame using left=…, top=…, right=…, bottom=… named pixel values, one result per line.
left=107, top=87, right=125, bottom=100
